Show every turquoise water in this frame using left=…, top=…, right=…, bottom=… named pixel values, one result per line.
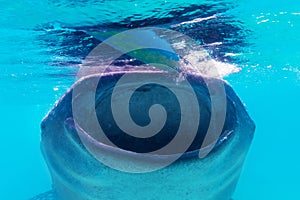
left=1, top=0, right=300, bottom=199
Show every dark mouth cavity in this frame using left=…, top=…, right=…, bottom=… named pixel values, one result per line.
left=91, top=72, right=237, bottom=155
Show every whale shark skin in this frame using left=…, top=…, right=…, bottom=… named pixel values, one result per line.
left=31, top=69, right=255, bottom=200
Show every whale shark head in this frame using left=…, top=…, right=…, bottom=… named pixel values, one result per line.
left=39, top=68, right=254, bottom=200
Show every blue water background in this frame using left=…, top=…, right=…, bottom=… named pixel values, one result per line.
left=0, top=0, right=300, bottom=199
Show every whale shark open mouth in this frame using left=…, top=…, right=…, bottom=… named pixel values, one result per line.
left=66, top=70, right=237, bottom=160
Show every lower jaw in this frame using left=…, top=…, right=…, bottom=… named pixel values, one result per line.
left=48, top=133, right=244, bottom=200
left=43, top=115, right=246, bottom=200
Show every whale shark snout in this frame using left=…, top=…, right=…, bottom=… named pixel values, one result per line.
left=37, top=69, right=255, bottom=200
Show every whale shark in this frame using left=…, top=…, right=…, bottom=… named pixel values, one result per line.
left=32, top=27, right=255, bottom=200
left=32, top=71, right=254, bottom=200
